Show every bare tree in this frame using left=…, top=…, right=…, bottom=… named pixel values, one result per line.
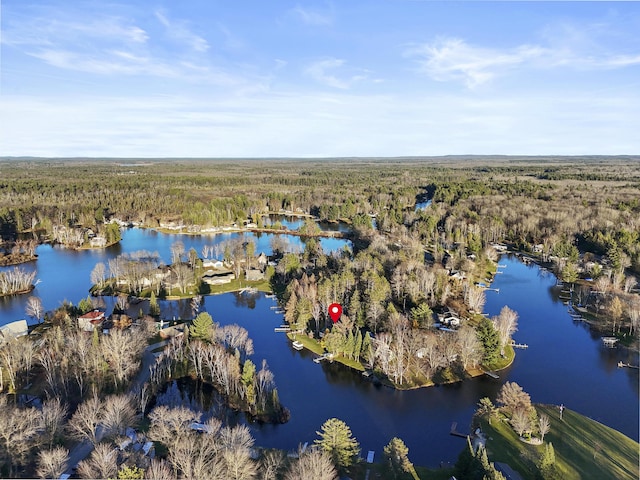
left=77, top=443, right=118, bottom=480
left=101, top=394, right=137, bottom=439
left=222, top=445, right=258, bottom=480
left=464, top=283, right=486, bottom=313
left=538, top=413, right=550, bottom=442
left=36, top=447, right=69, bottom=479
left=171, top=240, right=185, bottom=265
left=493, top=306, right=518, bottom=355
left=510, top=408, right=532, bottom=438
left=170, top=432, right=225, bottom=480
left=148, top=405, right=200, bottom=451
left=90, top=262, right=107, bottom=288
left=623, top=276, right=637, bottom=294
left=145, top=459, right=175, bottom=480
left=456, top=325, right=483, bottom=369
left=497, top=381, right=532, bottom=415
left=67, top=395, right=101, bottom=445
left=259, top=450, right=286, bottom=480
left=0, top=396, right=40, bottom=476
left=285, top=447, right=338, bottom=480
left=40, top=398, right=68, bottom=449
left=101, top=327, right=146, bottom=389
left=25, top=296, right=44, bottom=323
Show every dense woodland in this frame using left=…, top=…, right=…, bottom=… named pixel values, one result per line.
left=0, top=156, right=639, bottom=478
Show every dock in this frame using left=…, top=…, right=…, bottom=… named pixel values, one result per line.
left=510, top=341, right=529, bottom=349
left=617, top=361, right=640, bottom=369
left=450, top=422, right=469, bottom=438
left=482, top=370, right=499, bottom=379
left=274, top=327, right=290, bottom=332
left=602, top=337, right=619, bottom=348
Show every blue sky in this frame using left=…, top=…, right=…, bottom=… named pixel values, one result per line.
left=1, top=1, right=639, bottom=157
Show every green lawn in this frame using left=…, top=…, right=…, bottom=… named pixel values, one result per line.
left=480, top=404, right=640, bottom=480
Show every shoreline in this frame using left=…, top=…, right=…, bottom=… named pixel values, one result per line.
left=0, top=254, right=38, bottom=267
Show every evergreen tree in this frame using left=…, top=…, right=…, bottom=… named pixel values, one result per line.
left=149, top=291, right=160, bottom=317
left=314, top=418, right=360, bottom=469
left=190, top=312, right=215, bottom=342
left=476, top=316, right=501, bottom=365
left=242, top=359, right=257, bottom=408
left=383, top=437, right=412, bottom=479
left=538, top=443, right=560, bottom=480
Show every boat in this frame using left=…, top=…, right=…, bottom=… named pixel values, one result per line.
left=292, top=340, right=304, bottom=350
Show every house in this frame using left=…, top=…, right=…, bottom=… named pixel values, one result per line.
left=78, top=310, right=105, bottom=332
left=203, top=259, right=224, bottom=269
left=89, top=235, right=107, bottom=248
left=202, top=270, right=234, bottom=285
left=0, top=319, right=28, bottom=343
left=245, top=268, right=265, bottom=281
left=257, top=252, right=268, bottom=267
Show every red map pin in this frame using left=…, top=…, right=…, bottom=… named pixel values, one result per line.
left=328, top=303, right=343, bottom=323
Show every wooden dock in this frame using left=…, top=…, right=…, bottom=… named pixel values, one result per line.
left=482, top=370, right=499, bottom=379
left=450, top=422, right=469, bottom=438
left=618, top=361, right=639, bottom=369
left=510, top=341, right=528, bottom=349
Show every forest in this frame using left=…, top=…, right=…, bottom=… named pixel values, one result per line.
left=0, top=156, right=639, bottom=478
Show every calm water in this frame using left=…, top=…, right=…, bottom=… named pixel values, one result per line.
left=1, top=233, right=637, bottom=467
left=0, top=227, right=350, bottom=322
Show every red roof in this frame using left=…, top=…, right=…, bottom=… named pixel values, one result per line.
left=78, top=310, right=105, bottom=321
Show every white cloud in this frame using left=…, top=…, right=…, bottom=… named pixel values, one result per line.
left=154, top=9, right=209, bottom=52
left=406, top=34, right=640, bottom=88
left=405, top=38, right=545, bottom=88
left=1, top=13, right=148, bottom=47
left=304, top=58, right=368, bottom=89
left=290, top=5, right=333, bottom=26
left=305, top=58, right=348, bottom=89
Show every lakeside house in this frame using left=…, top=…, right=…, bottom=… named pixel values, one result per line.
left=202, top=270, right=234, bottom=285
left=245, top=268, right=265, bottom=281
left=78, top=310, right=106, bottom=332
left=203, top=259, right=224, bottom=269
left=0, top=319, right=28, bottom=344
left=89, top=236, right=107, bottom=248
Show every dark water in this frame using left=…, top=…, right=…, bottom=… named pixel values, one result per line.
left=1, top=233, right=637, bottom=467
left=196, top=257, right=638, bottom=466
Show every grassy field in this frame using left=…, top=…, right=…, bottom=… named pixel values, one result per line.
left=480, top=404, right=639, bottom=480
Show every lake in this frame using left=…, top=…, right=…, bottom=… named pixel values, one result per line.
left=0, top=231, right=637, bottom=467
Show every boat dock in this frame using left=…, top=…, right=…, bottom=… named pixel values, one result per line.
left=617, top=361, right=639, bottom=369
left=274, top=327, right=290, bottom=332
left=510, top=341, right=528, bottom=349
left=450, top=422, right=469, bottom=439
left=313, top=353, right=334, bottom=363
left=602, top=337, right=619, bottom=348
left=482, top=370, right=499, bottom=379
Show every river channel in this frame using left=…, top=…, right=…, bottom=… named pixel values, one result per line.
left=0, top=228, right=638, bottom=467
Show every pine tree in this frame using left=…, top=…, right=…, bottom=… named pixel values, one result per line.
left=314, top=418, right=360, bottom=469
left=242, top=359, right=257, bottom=407
left=149, top=291, right=160, bottom=317
left=190, top=312, right=214, bottom=342
left=477, top=316, right=500, bottom=365
left=383, top=437, right=412, bottom=478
